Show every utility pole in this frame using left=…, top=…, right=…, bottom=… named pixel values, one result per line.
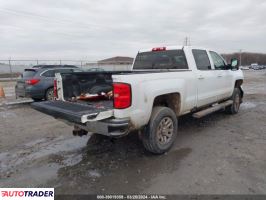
left=184, top=37, right=188, bottom=46
left=8, top=57, right=13, bottom=80
left=183, top=36, right=191, bottom=46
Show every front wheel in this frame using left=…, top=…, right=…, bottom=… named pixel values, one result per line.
left=141, top=106, right=178, bottom=154
left=225, top=88, right=241, bottom=114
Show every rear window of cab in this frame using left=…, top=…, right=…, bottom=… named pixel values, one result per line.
left=133, top=50, right=188, bottom=70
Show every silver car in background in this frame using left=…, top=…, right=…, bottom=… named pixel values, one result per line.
left=15, top=65, right=82, bottom=101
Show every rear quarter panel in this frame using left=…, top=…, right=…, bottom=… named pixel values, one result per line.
left=112, top=71, right=197, bottom=129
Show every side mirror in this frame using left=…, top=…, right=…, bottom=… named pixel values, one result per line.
left=230, top=58, right=239, bottom=70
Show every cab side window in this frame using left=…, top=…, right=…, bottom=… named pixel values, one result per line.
left=210, top=51, right=226, bottom=70
left=42, top=70, right=55, bottom=77
left=192, top=49, right=212, bottom=70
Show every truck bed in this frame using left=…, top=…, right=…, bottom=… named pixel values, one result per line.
left=32, top=100, right=113, bottom=124
left=33, top=70, right=191, bottom=124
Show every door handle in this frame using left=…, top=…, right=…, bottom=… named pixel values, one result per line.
left=217, top=74, right=223, bottom=78
left=198, top=75, right=205, bottom=80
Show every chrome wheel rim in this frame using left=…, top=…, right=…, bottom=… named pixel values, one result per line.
left=47, top=89, right=54, bottom=100
left=156, top=117, right=174, bottom=145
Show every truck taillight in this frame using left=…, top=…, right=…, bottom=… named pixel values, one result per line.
left=54, top=79, right=58, bottom=99
left=113, top=83, right=131, bottom=109
left=25, top=79, right=40, bottom=85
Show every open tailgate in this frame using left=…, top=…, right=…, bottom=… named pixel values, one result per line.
left=32, top=100, right=113, bottom=124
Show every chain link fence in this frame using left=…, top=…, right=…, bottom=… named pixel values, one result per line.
left=0, top=60, right=132, bottom=81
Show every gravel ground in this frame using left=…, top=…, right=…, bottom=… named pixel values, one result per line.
left=0, top=70, right=266, bottom=195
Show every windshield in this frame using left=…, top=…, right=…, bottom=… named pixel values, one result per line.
left=133, top=50, right=188, bottom=70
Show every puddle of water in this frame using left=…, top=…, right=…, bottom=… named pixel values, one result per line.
left=25, top=138, right=48, bottom=147
left=0, top=136, right=90, bottom=175
left=0, top=152, right=9, bottom=160
left=62, top=153, right=83, bottom=167
left=29, top=136, right=90, bottom=160
left=54, top=136, right=192, bottom=193
left=87, top=170, right=101, bottom=178
left=0, top=152, right=10, bottom=172
left=0, top=163, right=60, bottom=188
left=241, top=102, right=257, bottom=109
left=0, top=110, right=17, bottom=118
left=24, top=164, right=60, bottom=184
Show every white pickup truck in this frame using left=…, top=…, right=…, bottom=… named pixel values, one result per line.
left=33, top=46, right=244, bottom=154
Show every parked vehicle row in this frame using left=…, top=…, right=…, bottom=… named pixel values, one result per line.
left=15, top=65, right=106, bottom=101
left=15, top=65, right=82, bottom=101
left=249, top=63, right=266, bottom=70
left=251, top=65, right=266, bottom=70
left=239, top=65, right=266, bottom=70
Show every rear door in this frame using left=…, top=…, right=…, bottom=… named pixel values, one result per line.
left=192, top=49, right=218, bottom=107
left=40, top=69, right=56, bottom=88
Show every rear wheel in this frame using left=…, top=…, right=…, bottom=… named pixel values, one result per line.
left=141, top=106, right=178, bottom=154
left=225, top=88, right=241, bottom=114
left=45, top=88, right=54, bottom=101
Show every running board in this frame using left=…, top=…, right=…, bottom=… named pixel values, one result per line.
left=193, top=100, right=233, bottom=119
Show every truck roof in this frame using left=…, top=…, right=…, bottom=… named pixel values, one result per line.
left=138, top=45, right=209, bottom=53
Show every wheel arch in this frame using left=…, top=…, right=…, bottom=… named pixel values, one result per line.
left=152, top=93, right=181, bottom=116
left=235, top=79, right=244, bottom=98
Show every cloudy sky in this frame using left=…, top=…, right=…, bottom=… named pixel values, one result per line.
left=0, top=0, right=266, bottom=60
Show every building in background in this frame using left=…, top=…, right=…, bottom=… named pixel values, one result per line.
left=98, top=56, right=134, bottom=65
left=85, top=56, right=134, bottom=71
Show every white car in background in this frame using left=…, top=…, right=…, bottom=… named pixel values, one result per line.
left=240, top=66, right=250, bottom=70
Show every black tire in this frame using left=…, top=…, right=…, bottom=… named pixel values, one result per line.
left=141, top=106, right=178, bottom=154
left=225, top=88, right=241, bottom=114
left=45, top=87, right=54, bottom=101
left=32, top=97, right=42, bottom=101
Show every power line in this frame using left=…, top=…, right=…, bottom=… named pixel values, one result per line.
left=0, top=7, right=113, bottom=30
left=0, top=8, right=113, bottom=39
